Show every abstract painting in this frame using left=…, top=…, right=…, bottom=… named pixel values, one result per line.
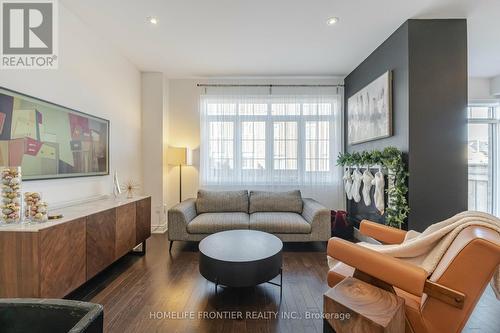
left=347, top=71, right=392, bottom=145
left=0, top=87, right=109, bottom=180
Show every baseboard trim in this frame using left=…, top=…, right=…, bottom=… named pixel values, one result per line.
left=151, top=225, right=167, bottom=234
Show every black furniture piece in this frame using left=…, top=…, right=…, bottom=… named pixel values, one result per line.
left=199, top=230, right=283, bottom=299
left=0, top=299, right=103, bottom=333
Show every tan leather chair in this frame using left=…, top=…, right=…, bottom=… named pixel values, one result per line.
left=327, top=220, right=500, bottom=333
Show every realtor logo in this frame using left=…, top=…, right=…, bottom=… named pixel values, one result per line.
left=1, top=0, right=58, bottom=69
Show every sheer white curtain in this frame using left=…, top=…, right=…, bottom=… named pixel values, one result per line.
left=199, top=85, right=344, bottom=207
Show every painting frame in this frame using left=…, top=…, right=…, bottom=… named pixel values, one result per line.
left=0, top=86, right=110, bottom=181
left=347, top=70, right=393, bottom=145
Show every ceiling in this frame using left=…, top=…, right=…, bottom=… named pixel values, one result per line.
left=62, top=0, right=500, bottom=78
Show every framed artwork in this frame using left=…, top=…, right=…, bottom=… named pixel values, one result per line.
left=0, top=87, right=109, bottom=180
left=347, top=70, right=392, bottom=145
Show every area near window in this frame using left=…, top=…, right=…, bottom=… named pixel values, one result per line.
left=467, top=103, right=499, bottom=214
left=200, top=94, right=342, bottom=186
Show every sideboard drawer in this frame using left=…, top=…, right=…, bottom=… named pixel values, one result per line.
left=136, top=197, right=151, bottom=244
left=0, top=232, right=39, bottom=297
left=39, top=218, right=86, bottom=298
left=115, top=203, right=136, bottom=259
left=86, top=209, right=116, bottom=279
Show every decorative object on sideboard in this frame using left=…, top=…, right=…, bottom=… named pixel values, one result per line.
left=121, top=180, right=140, bottom=199
left=337, top=147, right=409, bottom=229
left=347, top=70, right=392, bottom=145
left=167, top=146, right=193, bottom=202
left=0, top=166, right=22, bottom=224
left=24, top=192, right=48, bottom=222
left=0, top=87, right=109, bottom=180
left=113, top=170, right=121, bottom=198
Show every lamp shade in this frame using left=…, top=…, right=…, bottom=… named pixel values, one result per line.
left=167, top=147, right=192, bottom=166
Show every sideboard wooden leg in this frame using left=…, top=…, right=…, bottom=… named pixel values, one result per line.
left=131, top=240, right=147, bottom=255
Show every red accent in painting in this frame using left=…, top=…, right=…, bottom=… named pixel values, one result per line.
left=8, top=139, right=25, bottom=166
left=25, top=137, right=43, bottom=156
left=69, top=114, right=90, bottom=140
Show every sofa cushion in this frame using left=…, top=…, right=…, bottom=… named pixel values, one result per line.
left=196, top=190, right=249, bottom=213
left=187, top=213, right=249, bottom=234
left=249, top=212, right=311, bottom=234
left=249, top=190, right=303, bottom=214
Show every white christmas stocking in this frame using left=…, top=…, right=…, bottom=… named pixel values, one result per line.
left=350, top=169, right=363, bottom=203
left=372, top=171, right=385, bottom=214
left=362, top=169, right=374, bottom=206
left=343, top=168, right=353, bottom=200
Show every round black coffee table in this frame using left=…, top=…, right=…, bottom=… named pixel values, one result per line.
left=199, top=230, right=283, bottom=299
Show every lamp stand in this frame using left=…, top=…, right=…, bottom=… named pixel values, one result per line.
left=179, top=164, right=182, bottom=202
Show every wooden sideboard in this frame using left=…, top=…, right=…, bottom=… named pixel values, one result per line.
left=0, top=196, right=151, bottom=298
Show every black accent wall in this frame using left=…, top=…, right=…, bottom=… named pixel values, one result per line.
left=344, top=19, right=468, bottom=232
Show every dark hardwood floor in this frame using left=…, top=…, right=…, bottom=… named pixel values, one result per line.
left=68, top=234, right=500, bottom=333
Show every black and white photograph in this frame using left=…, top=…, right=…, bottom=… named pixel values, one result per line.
left=347, top=71, right=392, bottom=145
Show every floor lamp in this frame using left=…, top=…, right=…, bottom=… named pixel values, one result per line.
left=168, top=147, right=192, bottom=202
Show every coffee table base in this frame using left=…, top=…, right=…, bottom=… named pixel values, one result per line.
left=214, top=268, right=283, bottom=304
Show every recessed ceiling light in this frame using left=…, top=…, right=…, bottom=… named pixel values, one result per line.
left=326, top=17, right=339, bottom=26
left=147, top=16, right=159, bottom=25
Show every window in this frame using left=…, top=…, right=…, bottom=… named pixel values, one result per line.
left=242, top=121, right=265, bottom=170
left=273, top=121, right=297, bottom=170
left=305, top=121, right=329, bottom=172
left=200, top=94, right=342, bottom=186
left=208, top=122, right=234, bottom=170
left=467, top=103, right=499, bottom=214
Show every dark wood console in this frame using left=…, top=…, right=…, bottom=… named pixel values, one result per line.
left=0, top=196, right=151, bottom=298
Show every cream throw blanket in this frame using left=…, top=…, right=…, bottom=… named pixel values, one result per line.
left=327, top=211, right=500, bottom=299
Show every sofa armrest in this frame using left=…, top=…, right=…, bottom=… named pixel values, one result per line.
left=327, top=237, right=427, bottom=296
left=302, top=198, right=331, bottom=240
left=302, top=198, right=329, bottom=224
left=359, top=220, right=407, bottom=244
left=167, top=198, right=197, bottom=240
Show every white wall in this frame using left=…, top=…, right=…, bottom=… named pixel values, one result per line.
left=166, top=77, right=344, bottom=212
left=141, top=73, right=168, bottom=230
left=469, top=77, right=500, bottom=101
left=490, top=75, right=500, bottom=97
left=0, top=4, right=142, bottom=206
left=167, top=79, right=201, bottom=212
left=469, top=77, right=492, bottom=101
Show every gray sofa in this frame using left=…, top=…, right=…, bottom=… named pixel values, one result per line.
left=167, top=190, right=331, bottom=249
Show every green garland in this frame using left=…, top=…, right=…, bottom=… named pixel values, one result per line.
left=337, top=147, right=409, bottom=229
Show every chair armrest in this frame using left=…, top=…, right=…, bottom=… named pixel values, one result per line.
left=302, top=198, right=331, bottom=241
left=327, top=237, right=427, bottom=296
left=359, top=220, right=407, bottom=244
left=168, top=198, right=197, bottom=239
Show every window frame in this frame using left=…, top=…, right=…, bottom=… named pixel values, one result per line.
left=201, top=96, right=339, bottom=186
left=467, top=102, right=499, bottom=214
